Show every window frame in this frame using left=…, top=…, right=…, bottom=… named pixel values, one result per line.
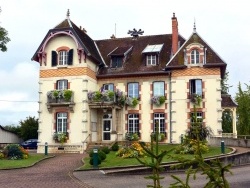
left=190, top=112, right=203, bottom=124
left=57, top=79, right=68, bottom=90
left=147, top=54, right=157, bottom=65
left=153, top=81, right=164, bottom=96
left=128, top=82, right=139, bottom=98
left=111, top=56, right=123, bottom=68
left=191, top=49, right=200, bottom=64
left=128, top=114, right=139, bottom=134
left=190, top=79, right=202, bottom=96
left=103, top=83, right=114, bottom=91
left=56, top=112, right=67, bottom=133
left=58, top=50, right=68, bottom=65
left=154, top=113, right=165, bottom=133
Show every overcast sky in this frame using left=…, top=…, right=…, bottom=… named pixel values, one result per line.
left=0, top=0, right=249, bottom=126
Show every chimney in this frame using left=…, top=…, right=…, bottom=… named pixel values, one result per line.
left=172, top=13, right=178, bottom=55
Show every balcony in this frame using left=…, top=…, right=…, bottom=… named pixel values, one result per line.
left=46, top=90, right=75, bottom=112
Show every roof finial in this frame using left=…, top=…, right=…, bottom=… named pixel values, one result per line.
left=67, top=9, right=70, bottom=18
left=193, top=17, right=196, bottom=33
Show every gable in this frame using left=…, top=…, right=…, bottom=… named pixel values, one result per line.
left=166, top=32, right=227, bottom=78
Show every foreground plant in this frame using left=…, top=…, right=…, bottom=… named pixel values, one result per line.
left=135, top=121, right=172, bottom=188
left=169, top=95, right=232, bottom=188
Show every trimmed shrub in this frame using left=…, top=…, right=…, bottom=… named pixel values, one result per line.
left=98, top=150, right=106, bottom=161
left=111, top=142, right=119, bottom=151
left=101, top=146, right=110, bottom=154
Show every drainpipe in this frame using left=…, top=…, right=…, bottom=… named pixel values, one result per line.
left=168, top=71, right=173, bottom=143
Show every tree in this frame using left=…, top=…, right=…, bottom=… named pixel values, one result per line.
left=222, top=110, right=233, bottom=133
left=19, top=116, right=38, bottom=141
left=221, top=70, right=230, bottom=94
left=235, top=83, right=250, bottom=135
left=3, top=125, right=21, bottom=137
left=0, top=7, right=11, bottom=52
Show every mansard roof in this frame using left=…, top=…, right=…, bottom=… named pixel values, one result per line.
left=96, top=34, right=185, bottom=78
left=166, top=32, right=227, bottom=78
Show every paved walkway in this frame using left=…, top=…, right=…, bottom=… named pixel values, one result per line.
left=0, top=154, right=92, bottom=188
left=0, top=147, right=249, bottom=188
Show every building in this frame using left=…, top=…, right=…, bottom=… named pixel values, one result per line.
left=32, top=11, right=228, bottom=153
left=0, top=125, right=22, bottom=147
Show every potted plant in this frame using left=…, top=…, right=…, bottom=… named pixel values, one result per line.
left=151, top=95, right=166, bottom=106
left=53, top=132, right=67, bottom=146
left=116, top=89, right=126, bottom=106
left=126, top=97, right=139, bottom=108
left=53, top=90, right=60, bottom=99
left=63, top=90, right=73, bottom=102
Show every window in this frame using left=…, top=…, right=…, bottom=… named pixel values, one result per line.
left=128, top=83, right=139, bottom=98
left=57, top=80, right=68, bottom=90
left=111, top=56, right=123, bottom=68
left=190, top=112, right=203, bottom=125
left=128, top=114, right=139, bottom=133
left=58, top=51, right=68, bottom=65
left=190, top=79, right=202, bottom=96
left=191, top=50, right=199, bottom=64
left=103, top=83, right=114, bottom=91
left=51, top=49, right=73, bottom=67
left=147, top=55, right=156, bottom=65
left=154, top=113, right=165, bottom=133
left=153, top=81, right=164, bottom=96
left=57, top=112, right=67, bottom=133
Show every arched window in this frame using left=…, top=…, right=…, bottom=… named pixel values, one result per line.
left=191, top=49, right=200, bottom=64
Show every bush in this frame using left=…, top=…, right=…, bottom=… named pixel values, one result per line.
left=3, top=144, right=28, bottom=160
left=101, top=146, right=110, bottom=154
left=98, top=150, right=106, bottom=161
left=0, top=152, right=4, bottom=159
left=89, top=156, right=102, bottom=165
left=125, top=133, right=139, bottom=141
left=111, top=142, right=119, bottom=151
left=116, top=141, right=150, bottom=158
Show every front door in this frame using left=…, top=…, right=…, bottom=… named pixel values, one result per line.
left=103, top=114, right=112, bottom=140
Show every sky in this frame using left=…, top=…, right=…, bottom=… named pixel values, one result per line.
left=0, top=0, right=249, bottom=126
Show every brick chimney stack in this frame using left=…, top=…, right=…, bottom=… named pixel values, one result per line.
left=172, top=13, right=178, bottom=55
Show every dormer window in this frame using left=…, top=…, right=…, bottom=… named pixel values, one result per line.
left=142, top=44, right=164, bottom=66
left=191, top=49, right=199, bottom=64
left=108, top=46, right=133, bottom=69
left=111, top=56, right=123, bottom=68
left=147, top=55, right=156, bottom=65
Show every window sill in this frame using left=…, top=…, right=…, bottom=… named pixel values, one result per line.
left=57, top=65, right=68, bottom=69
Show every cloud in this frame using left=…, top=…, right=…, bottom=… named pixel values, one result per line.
left=0, top=62, right=39, bottom=125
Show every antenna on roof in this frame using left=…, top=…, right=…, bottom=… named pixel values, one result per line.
left=115, top=23, right=116, bottom=37
left=193, top=17, right=196, bottom=33
left=66, top=9, right=70, bottom=19
left=128, top=28, right=144, bottom=39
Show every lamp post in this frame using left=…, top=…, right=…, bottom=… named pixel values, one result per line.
left=45, top=142, right=48, bottom=155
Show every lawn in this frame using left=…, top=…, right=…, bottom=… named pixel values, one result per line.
left=0, top=154, right=53, bottom=170
left=80, top=144, right=232, bottom=170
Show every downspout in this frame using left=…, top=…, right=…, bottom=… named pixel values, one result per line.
left=168, top=71, right=173, bottom=143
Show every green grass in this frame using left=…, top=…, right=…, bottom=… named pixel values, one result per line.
left=80, top=144, right=232, bottom=170
left=0, top=154, right=53, bottom=169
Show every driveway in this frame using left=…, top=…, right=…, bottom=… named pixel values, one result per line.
left=0, top=154, right=92, bottom=188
